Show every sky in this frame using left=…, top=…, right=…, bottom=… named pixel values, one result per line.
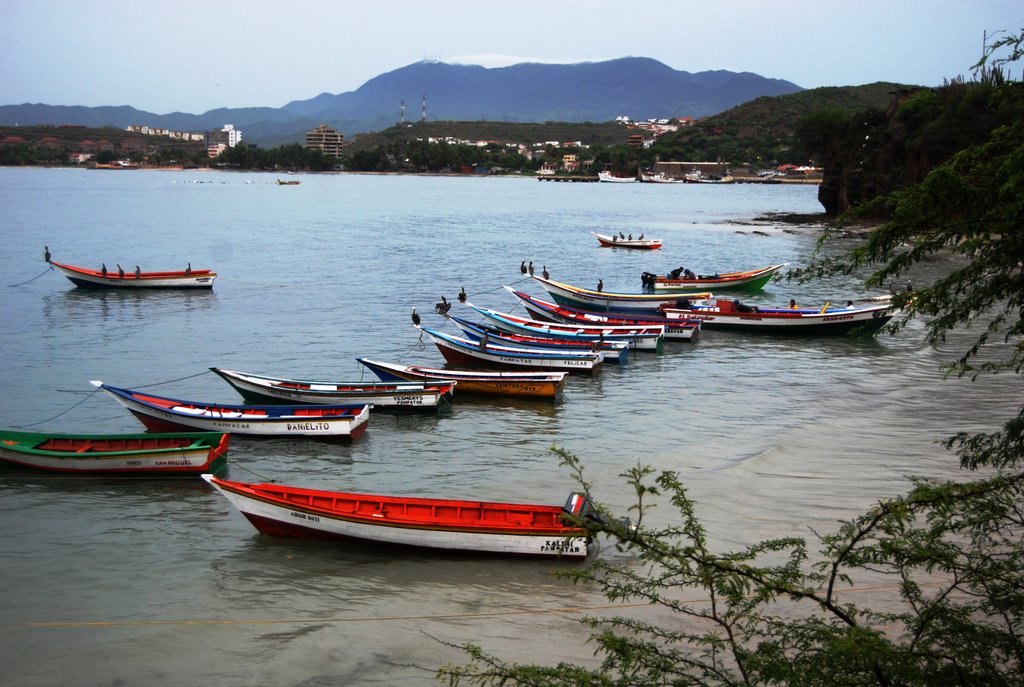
left=1, top=0, right=1022, bottom=114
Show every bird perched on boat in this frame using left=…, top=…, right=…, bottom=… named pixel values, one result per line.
left=411, top=308, right=421, bottom=325
left=542, top=265, right=549, bottom=279
left=101, top=263, right=107, bottom=277
left=458, top=286, right=467, bottom=303
left=434, top=296, right=451, bottom=316
left=185, top=262, right=191, bottom=275
left=597, top=278, right=604, bottom=292
left=43, top=246, right=50, bottom=263
left=520, top=260, right=527, bottom=274
left=528, top=261, right=534, bottom=276
left=135, top=265, right=141, bottom=279
left=117, top=264, right=124, bottom=278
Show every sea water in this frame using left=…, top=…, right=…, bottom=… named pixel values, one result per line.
left=0, top=168, right=1015, bottom=686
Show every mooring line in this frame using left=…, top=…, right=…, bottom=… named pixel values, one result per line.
left=12, top=388, right=101, bottom=429
left=8, top=265, right=53, bottom=287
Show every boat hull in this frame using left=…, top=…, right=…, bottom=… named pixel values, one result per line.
left=534, top=275, right=711, bottom=315
left=506, top=288, right=699, bottom=342
left=93, top=382, right=370, bottom=439
left=210, top=368, right=454, bottom=411
left=450, top=317, right=629, bottom=365
left=591, top=232, right=662, bottom=250
left=0, top=429, right=228, bottom=476
left=203, top=475, right=590, bottom=559
left=663, top=301, right=894, bottom=335
left=420, top=327, right=602, bottom=373
left=651, top=264, right=785, bottom=292
left=356, top=358, right=566, bottom=399
left=467, top=302, right=665, bottom=352
left=51, top=261, right=216, bottom=289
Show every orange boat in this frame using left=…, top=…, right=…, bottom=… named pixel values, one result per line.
left=203, top=475, right=595, bottom=558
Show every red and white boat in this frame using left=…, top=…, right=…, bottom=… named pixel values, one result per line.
left=504, top=287, right=700, bottom=342
left=92, top=382, right=369, bottom=439
left=202, top=474, right=594, bottom=558
left=661, top=297, right=895, bottom=335
left=591, top=231, right=662, bottom=250
left=51, top=261, right=216, bottom=289
left=464, top=302, right=665, bottom=351
left=418, top=327, right=603, bottom=373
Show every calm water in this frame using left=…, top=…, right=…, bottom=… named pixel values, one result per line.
left=0, top=168, right=1016, bottom=686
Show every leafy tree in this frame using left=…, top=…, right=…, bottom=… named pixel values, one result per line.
left=440, top=33, right=1024, bottom=687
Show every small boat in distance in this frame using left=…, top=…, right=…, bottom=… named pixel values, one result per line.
left=597, top=170, right=636, bottom=183
left=276, top=179, right=301, bottom=185
left=0, top=429, right=229, bottom=476
left=202, top=474, right=595, bottom=558
left=356, top=358, right=568, bottom=399
left=50, top=261, right=216, bottom=289
left=592, top=232, right=663, bottom=250
left=92, top=382, right=370, bottom=440
left=210, top=367, right=455, bottom=411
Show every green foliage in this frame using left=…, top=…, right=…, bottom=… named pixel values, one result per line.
left=216, top=143, right=338, bottom=171
left=653, top=83, right=905, bottom=167
left=440, top=449, right=1024, bottom=686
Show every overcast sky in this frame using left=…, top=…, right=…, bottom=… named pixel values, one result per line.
left=2, top=0, right=1022, bottom=114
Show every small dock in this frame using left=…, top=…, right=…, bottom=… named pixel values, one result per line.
left=537, top=175, right=599, bottom=182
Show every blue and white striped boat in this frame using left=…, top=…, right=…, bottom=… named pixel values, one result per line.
left=417, top=327, right=603, bottom=373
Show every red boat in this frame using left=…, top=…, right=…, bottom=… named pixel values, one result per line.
left=203, top=474, right=595, bottom=558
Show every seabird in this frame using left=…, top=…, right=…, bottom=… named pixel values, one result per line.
left=411, top=308, right=421, bottom=325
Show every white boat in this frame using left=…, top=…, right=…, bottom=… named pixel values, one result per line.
left=418, top=327, right=604, bottom=373
left=92, top=382, right=370, bottom=439
left=597, top=171, right=636, bottom=183
left=209, top=367, right=455, bottom=410
left=464, top=302, right=665, bottom=351
left=591, top=232, right=663, bottom=250
left=662, top=298, right=896, bottom=335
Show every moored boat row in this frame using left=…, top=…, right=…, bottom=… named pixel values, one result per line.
left=15, top=244, right=895, bottom=561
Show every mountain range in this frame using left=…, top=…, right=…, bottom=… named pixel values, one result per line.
left=0, top=57, right=802, bottom=145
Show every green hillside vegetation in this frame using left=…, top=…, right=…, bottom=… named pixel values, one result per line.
left=651, top=82, right=910, bottom=165
left=341, top=83, right=915, bottom=173
left=0, top=124, right=206, bottom=166
left=0, top=83, right=914, bottom=172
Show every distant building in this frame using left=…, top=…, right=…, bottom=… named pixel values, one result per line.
left=305, top=124, right=344, bottom=157
left=206, top=124, right=242, bottom=158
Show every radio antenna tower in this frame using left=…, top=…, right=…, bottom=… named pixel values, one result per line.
left=400, top=100, right=405, bottom=123
left=421, top=94, right=427, bottom=122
